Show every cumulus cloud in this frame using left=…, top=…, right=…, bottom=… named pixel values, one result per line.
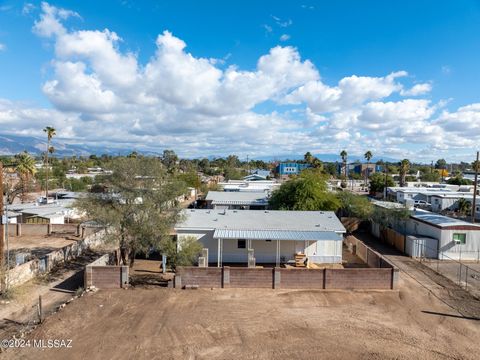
left=279, top=34, right=291, bottom=41
left=0, top=2, right=477, bottom=161
left=400, top=83, right=432, bottom=96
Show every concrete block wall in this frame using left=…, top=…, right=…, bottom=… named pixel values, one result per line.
left=324, top=268, right=393, bottom=290
left=176, top=267, right=222, bottom=288
left=84, top=265, right=128, bottom=289
left=228, top=267, right=273, bottom=288
left=176, top=266, right=397, bottom=290
left=278, top=268, right=325, bottom=289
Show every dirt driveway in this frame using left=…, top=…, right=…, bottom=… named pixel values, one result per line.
left=4, top=272, right=480, bottom=360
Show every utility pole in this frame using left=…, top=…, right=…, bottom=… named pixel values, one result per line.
left=472, top=151, right=479, bottom=224
left=384, top=163, right=388, bottom=200
left=0, top=162, right=4, bottom=290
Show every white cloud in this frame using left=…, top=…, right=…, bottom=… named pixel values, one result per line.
left=22, top=3, right=35, bottom=15
left=279, top=34, right=291, bottom=42
left=0, top=43, right=5, bottom=51
left=1, top=2, right=478, bottom=161
left=400, top=83, right=432, bottom=96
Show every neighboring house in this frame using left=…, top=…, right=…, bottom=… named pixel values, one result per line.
left=219, top=180, right=280, bottom=193
left=9, top=196, right=80, bottom=224
left=243, top=174, right=268, bottom=181
left=275, top=163, right=311, bottom=177
left=175, top=209, right=346, bottom=266
left=387, top=186, right=471, bottom=205
left=407, top=210, right=480, bottom=260
left=370, top=201, right=480, bottom=260
left=205, top=191, right=269, bottom=210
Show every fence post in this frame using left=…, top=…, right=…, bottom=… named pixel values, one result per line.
left=465, top=267, right=468, bottom=290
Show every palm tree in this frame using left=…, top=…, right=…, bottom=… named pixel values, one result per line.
left=43, top=126, right=56, bottom=199
left=304, top=151, right=314, bottom=164
left=15, top=151, right=37, bottom=203
left=364, top=150, right=373, bottom=187
left=399, top=159, right=410, bottom=187
left=340, top=150, right=348, bottom=178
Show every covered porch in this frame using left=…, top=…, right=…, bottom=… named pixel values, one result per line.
left=212, top=229, right=343, bottom=267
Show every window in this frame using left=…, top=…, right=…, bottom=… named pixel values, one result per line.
left=265, top=239, right=272, bottom=242
left=237, top=239, right=246, bottom=249
left=453, top=233, right=466, bottom=244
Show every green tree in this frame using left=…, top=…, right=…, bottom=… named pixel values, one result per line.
left=160, top=236, right=203, bottom=270
left=162, top=149, right=178, bottom=172
left=43, top=126, right=56, bottom=198
left=75, top=157, right=186, bottom=266
left=369, top=172, right=394, bottom=194
left=457, top=198, right=471, bottom=216
left=399, top=159, right=410, bottom=187
left=340, top=150, right=348, bottom=178
left=269, top=170, right=340, bottom=211
left=421, top=171, right=440, bottom=182
left=337, top=192, right=373, bottom=220
left=304, top=151, right=314, bottom=164
left=435, top=159, right=447, bottom=170
left=14, top=151, right=37, bottom=203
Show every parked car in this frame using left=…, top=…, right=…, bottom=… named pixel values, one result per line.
left=414, top=200, right=431, bottom=207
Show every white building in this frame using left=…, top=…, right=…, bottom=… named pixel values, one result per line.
left=175, top=209, right=346, bottom=266
left=219, top=180, right=280, bottom=193
left=204, top=191, right=269, bottom=210
left=407, top=210, right=480, bottom=260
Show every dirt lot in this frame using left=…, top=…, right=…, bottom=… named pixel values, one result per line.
left=422, top=260, right=480, bottom=299
left=9, top=235, right=77, bottom=256
left=4, top=272, right=480, bottom=360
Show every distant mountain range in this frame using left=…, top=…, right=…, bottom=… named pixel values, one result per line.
left=0, top=134, right=158, bottom=157
left=0, top=133, right=399, bottom=162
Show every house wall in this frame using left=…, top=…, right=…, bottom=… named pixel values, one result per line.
left=177, top=230, right=342, bottom=264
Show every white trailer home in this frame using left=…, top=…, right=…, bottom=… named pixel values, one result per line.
left=204, top=191, right=269, bottom=210
left=175, top=209, right=346, bottom=266
left=407, top=210, right=480, bottom=260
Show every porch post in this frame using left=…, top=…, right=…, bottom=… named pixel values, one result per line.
left=217, top=238, right=221, bottom=267
left=276, top=239, right=280, bottom=267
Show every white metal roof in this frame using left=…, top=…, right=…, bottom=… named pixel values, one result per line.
left=205, top=191, right=268, bottom=205
left=411, top=210, right=480, bottom=229
left=213, top=229, right=343, bottom=241
left=176, top=209, right=346, bottom=233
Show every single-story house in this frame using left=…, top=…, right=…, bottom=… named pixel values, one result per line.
left=204, top=191, right=269, bottom=210
left=175, top=209, right=346, bottom=266
left=219, top=180, right=280, bottom=193
left=407, top=210, right=480, bottom=260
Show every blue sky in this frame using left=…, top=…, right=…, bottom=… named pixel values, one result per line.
left=1, top=1, right=480, bottom=161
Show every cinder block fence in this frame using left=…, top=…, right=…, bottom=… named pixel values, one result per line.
left=84, top=254, right=129, bottom=289
left=175, top=266, right=398, bottom=290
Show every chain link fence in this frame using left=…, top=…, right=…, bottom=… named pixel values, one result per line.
left=412, top=239, right=480, bottom=298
